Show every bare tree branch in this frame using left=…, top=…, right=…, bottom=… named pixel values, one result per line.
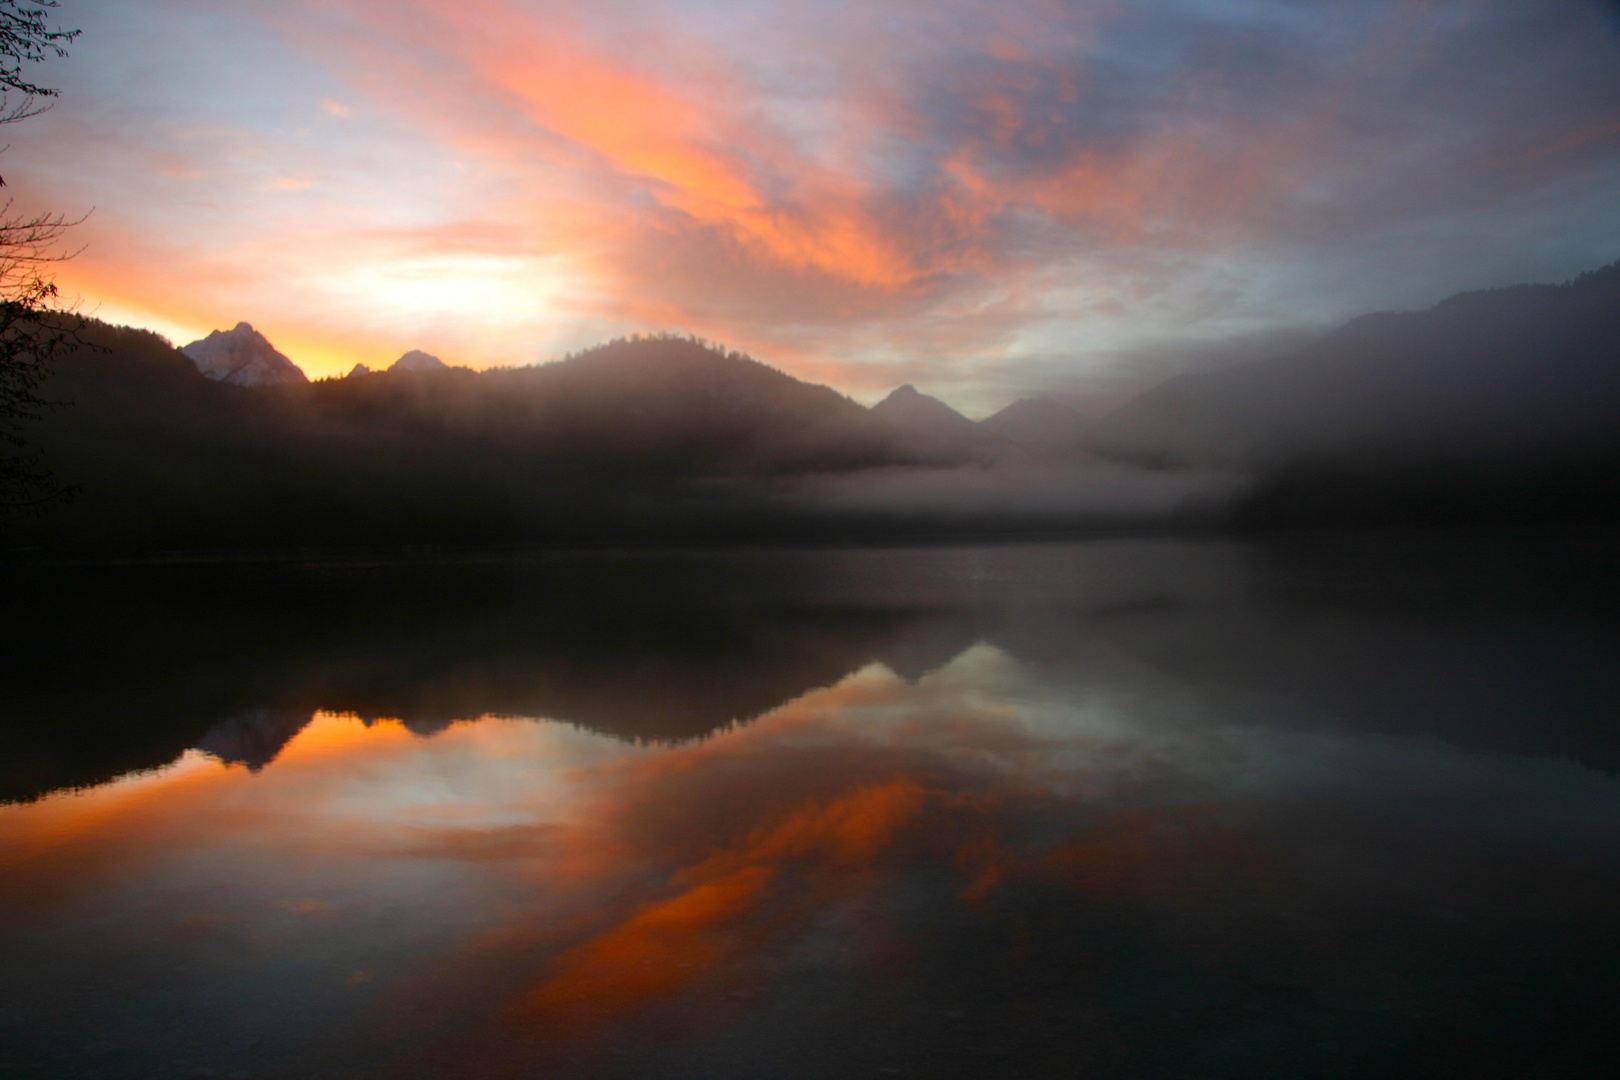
left=0, top=0, right=81, bottom=514
left=0, top=2, right=77, bottom=100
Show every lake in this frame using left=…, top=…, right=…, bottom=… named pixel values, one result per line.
left=3, top=533, right=1619, bottom=1079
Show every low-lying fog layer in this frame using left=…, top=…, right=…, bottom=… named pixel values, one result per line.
left=772, top=460, right=1246, bottom=521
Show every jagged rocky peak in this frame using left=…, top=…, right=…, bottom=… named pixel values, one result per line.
left=390, top=349, right=449, bottom=373
left=347, top=363, right=373, bottom=378
left=181, top=322, right=309, bottom=387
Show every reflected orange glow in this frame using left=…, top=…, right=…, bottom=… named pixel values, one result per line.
left=736, top=779, right=928, bottom=866
left=0, top=752, right=227, bottom=860
left=513, top=865, right=775, bottom=1027
left=495, top=777, right=930, bottom=1047
left=0, top=656, right=1307, bottom=1072
left=278, top=712, right=413, bottom=759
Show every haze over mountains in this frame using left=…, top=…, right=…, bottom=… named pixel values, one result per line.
left=1094, top=263, right=1620, bottom=466
left=7, top=260, right=1619, bottom=550
left=981, top=397, right=1088, bottom=455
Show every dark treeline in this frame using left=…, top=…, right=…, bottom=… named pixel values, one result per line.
left=1, top=326, right=1039, bottom=551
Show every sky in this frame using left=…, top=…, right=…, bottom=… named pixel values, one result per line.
left=6, top=0, right=1620, bottom=411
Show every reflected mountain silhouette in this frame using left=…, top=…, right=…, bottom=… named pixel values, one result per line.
left=0, top=554, right=994, bottom=802
left=5, top=534, right=1618, bottom=803
left=183, top=604, right=986, bottom=773
left=193, top=708, right=318, bottom=771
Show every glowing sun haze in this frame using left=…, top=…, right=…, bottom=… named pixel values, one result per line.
left=9, top=0, right=1620, bottom=409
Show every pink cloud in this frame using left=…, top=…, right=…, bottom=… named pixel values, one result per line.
left=14, top=0, right=1617, bottom=403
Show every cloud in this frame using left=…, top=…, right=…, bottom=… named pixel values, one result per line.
left=257, top=175, right=314, bottom=191
left=14, top=0, right=1620, bottom=403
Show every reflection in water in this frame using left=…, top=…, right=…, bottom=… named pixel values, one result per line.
left=3, top=535, right=1620, bottom=1078
left=196, top=709, right=320, bottom=771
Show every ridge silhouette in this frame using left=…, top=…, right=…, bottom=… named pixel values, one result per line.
left=5, top=259, right=1620, bottom=552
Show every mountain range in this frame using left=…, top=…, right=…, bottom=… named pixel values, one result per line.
left=182, top=325, right=463, bottom=385
left=184, top=260, right=1620, bottom=477
left=7, top=260, right=1618, bottom=549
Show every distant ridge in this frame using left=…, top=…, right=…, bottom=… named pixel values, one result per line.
left=181, top=322, right=308, bottom=387
left=390, top=349, right=449, bottom=373
left=1078, top=259, right=1620, bottom=525
left=871, top=384, right=979, bottom=440
left=866, top=383, right=1005, bottom=466
left=981, top=397, right=1086, bottom=454
left=1093, top=258, right=1620, bottom=468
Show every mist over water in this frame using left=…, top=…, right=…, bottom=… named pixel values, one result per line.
left=3, top=535, right=1619, bottom=1079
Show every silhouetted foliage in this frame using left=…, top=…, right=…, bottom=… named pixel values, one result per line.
left=0, top=0, right=76, bottom=101
left=0, top=292, right=76, bottom=511
left=0, top=0, right=81, bottom=514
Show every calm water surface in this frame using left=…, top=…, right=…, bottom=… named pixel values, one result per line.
left=3, top=536, right=1620, bottom=1079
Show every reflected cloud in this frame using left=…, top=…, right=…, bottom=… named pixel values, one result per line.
left=8, top=624, right=1620, bottom=1077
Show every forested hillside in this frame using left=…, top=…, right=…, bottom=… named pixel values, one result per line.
left=4, top=327, right=992, bottom=550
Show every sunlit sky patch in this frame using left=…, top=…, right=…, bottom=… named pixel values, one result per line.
left=8, top=0, right=1620, bottom=409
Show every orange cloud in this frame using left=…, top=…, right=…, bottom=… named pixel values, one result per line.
left=24, top=0, right=1617, bottom=404
left=401, top=0, right=924, bottom=292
